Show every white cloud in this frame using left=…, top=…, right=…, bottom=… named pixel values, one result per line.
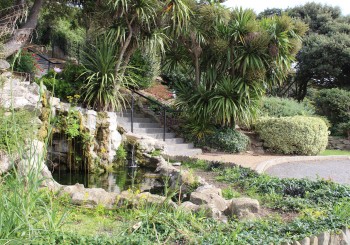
left=223, top=0, right=350, bottom=15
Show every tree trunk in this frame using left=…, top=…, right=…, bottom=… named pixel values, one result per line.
left=120, top=43, right=137, bottom=76
left=190, top=32, right=202, bottom=88
left=114, top=15, right=135, bottom=80
left=3, top=0, right=44, bottom=58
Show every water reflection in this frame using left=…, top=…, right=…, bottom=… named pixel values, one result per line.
left=52, top=166, right=163, bottom=193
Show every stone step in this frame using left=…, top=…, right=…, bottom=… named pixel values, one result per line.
left=146, top=132, right=176, bottom=139
left=133, top=128, right=165, bottom=134
left=165, top=143, right=194, bottom=150
left=165, top=138, right=184, bottom=144
left=164, top=148, right=202, bottom=157
left=116, top=112, right=145, bottom=118
left=118, top=117, right=153, bottom=123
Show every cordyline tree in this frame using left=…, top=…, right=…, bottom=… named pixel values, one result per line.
left=163, top=3, right=308, bottom=136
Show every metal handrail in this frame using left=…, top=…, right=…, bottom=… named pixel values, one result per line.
left=27, top=47, right=63, bottom=72
left=130, top=89, right=180, bottom=141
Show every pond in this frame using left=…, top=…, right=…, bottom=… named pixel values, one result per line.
left=52, top=165, right=164, bottom=194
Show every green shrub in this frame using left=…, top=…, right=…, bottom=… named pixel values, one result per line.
left=314, top=88, right=350, bottom=136
left=260, top=96, right=315, bottom=117
left=0, top=109, right=35, bottom=154
left=255, top=116, right=329, bottom=155
left=129, top=50, right=161, bottom=89
left=201, top=128, right=250, bottom=153
left=10, top=51, right=37, bottom=74
left=39, top=62, right=84, bottom=101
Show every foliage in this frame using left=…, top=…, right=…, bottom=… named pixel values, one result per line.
left=116, top=144, right=127, bottom=161
left=0, top=109, right=35, bottom=154
left=286, top=3, right=350, bottom=99
left=81, top=31, right=136, bottom=111
left=10, top=50, right=37, bottom=74
left=215, top=165, right=350, bottom=213
left=260, top=96, right=315, bottom=117
left=255, top=116, right=329, bottom=155
left=39, top=62, right=85, bottom=101
left=200, top=127, right=250, bottom=153
left=167, top=7, right=307, bottom=132
left=129, top=49, right=160, bottom=89
left=176, top=76, right=263, bottom=128
left=313, top=88, right=350, bottom=136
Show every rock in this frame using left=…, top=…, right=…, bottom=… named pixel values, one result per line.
left=179, top=201, right=200, bottom=213
left=17, top=139, right=61, bottom=191
left=299, top=237, right=310, bottom=245
left=340, top=230, right=350, bottom=245
left=0, top=76, right=41, bottom=110
left=292, top=242, right=301, bottom=245
left=172, top=162, right=181, bottom=166
left=117, top=191, right=177, bottom=208
left=190, top=190, right=227, bottom=212
left=0, top=151, right=12, bottom=175
left=201, top=204, right=222, bottom=219
left=341, top=228, right=350, bottom=245
left=227, top=197, right=260, bottom=220
left=329, top=233, right=341, bottom=245
left=310, top=236, right=318, bottom=245
left=138, top=137, right=165, bottom=153
left=195, top=185, right=222, bottom=196
left=0, top=59, right=10, bottom=71
left=317, top=232, right=330, bottom=245
left=71, top=188, right=117, bottom=208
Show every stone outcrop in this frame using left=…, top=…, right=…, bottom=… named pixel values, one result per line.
left=0, top=151, right=12, bottom=175
left=190, top=185, right=227, bottom=212
left=0, top=72, right=41, bottom=110
left=60, top=184, right=117, bottom=208
left=17, top=139, right=61, bottom=191
left=227, top=197, right=260, bottom=220
left=283, top=228, right=350, bottom=245
left=328, top=136, right=350, bottom=151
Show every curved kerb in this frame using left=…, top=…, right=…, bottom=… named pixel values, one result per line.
left=255, top=156, right=350, bottom=174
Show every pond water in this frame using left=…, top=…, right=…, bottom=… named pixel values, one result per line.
left=52, top=166, right=164, bottom=194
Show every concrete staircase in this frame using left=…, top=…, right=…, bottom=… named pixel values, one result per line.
left=117, top=110, right=202, bottom=157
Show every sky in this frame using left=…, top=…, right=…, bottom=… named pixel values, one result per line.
left=223, top=0, right=350, bottom=16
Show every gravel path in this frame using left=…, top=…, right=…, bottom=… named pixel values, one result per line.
left=196, top=153, right=284, bottom=169
left=266, top=159, right=350, bottom=185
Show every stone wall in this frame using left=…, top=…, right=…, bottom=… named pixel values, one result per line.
left=286, top=228, right=350, bottom=245
left=48, top=98, right=123, bottom=172
left=327, top=136, right=350, bottom=151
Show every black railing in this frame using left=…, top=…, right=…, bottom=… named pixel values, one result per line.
left=27, top=47, right=63, bottom=73
left=130, top=90, right=180, bottom=141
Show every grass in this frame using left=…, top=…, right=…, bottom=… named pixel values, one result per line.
left=319, top=149, right=350, bottom=156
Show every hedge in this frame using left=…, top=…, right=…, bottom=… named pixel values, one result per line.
left=255, top=116, right=329, bottom=155
left=260, top=96, right=315, bottom=118
left=201, top=128, right=250, bottom=153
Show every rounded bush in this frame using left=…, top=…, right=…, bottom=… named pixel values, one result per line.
left=255, top=116, right=329, bottom=155
left=203, top=128, right=250, bottom=153
left=260, top=96, right=315, bottom=117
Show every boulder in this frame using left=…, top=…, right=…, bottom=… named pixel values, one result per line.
left=0, top=151, right=12, bottom=175
left=190, top=188, right=227, bottom=212
left=317, top=231, right=330, bottom=245
left=117, top=191, right=177, bottom=208
left=201, top=204, right=222, bottom=219
left=179, top=201, right=200, bottom=213
left=71, top=188, right=117, bottom=208
left=0, top=60, right=10, bottom=71
left=227, top=197, right=260, bottom=220
left=17, top=139, right=61, bottom=191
